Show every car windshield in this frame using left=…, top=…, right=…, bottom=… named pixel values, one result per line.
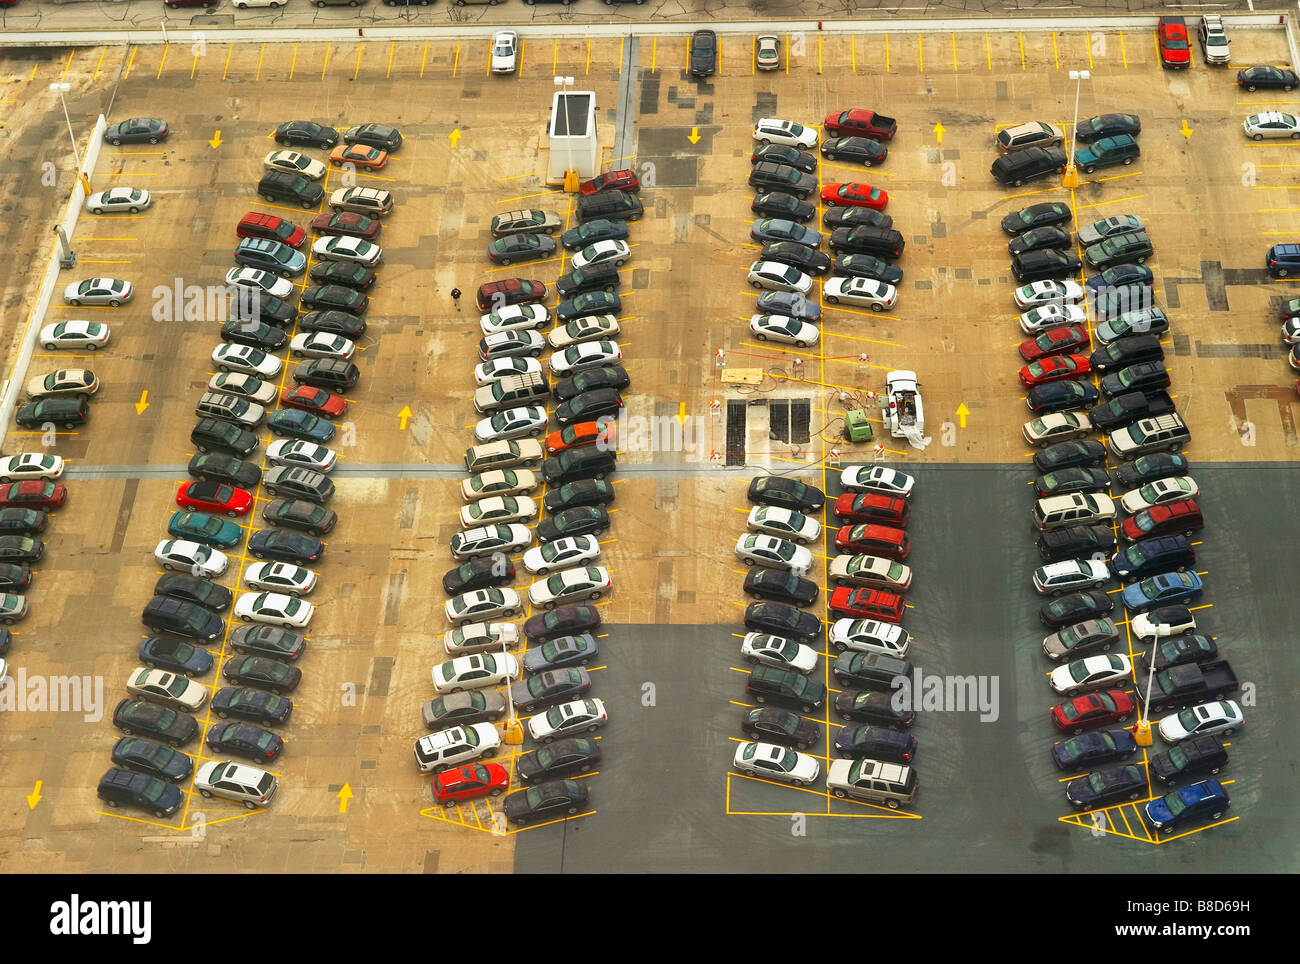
left=1165, top=38, right=1189, bottom=50
left=1163, top=791, right=1188, bottom=816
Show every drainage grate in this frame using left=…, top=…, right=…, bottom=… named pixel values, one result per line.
left=726, top=400, right=747, bottom=467
left=770, top=399, right=790, bottom=443
left=791, top=399, right=811, bottom=445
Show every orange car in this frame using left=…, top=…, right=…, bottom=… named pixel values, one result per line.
left=329, top=143, right=389, bottom=171
left=545, top=420, right=617, bottom=455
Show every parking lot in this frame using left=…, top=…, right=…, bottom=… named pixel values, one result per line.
left=1, top=17, right=1298, bottom=872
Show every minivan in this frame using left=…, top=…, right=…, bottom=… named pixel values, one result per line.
left=834, top=492, right=909, bottom=526
left=990, top=146, right=1067, bottom=186
left=1110, top=535, right=1195, bottom=581
left=196, top=391, right=266, bottom=429
left=474, top=372, right=551, bottom=414
left=262, top=466, right=335, bottom=505
left=829, top=618, right=912, bottom=657
left=555, top=261, right=621, bottom=298
left=1266, top=243, right=1300, bottom=278
left=577, top=190, right=644, bottom=223
left=15, top=397, right=88, bottom=430
left=329, top=187, right=394, bottom=218
left=833, top=724, right=917, bottom=763
left=294, top=358, right=360, bottom=394
left=829, top=226, right=906, bottom=259
left=832, top=651, right=913, bottom=691
left=464, top=439, right=545, bottom=473
left=1033, top=493, right=1116, bottom=531
left=191, top=417, right=259, bottom=458
left=257, top=171, right=324, bottom=209
left=97, top=767, right=183, bottom=818
left=827, top=758, right=918, bottom=808
left=141, top=595, right=225, bottom=642
left=745, top=665, right=827, bottom=713
left=1109, top=413, right=1190, bottom=458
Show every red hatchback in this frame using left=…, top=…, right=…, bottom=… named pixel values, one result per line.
left=828, top=586, right=905, bottom=622
left=821, top=182, right=888, bottom=210
left=0, top=481, right=67, bottom=511
left=1019, top=326, right=1090, bottom=362
left=1019, top=353, right=1092, bottom=387
left=280, top=385, right=348, bottom=419
left=237, top=212, right=306, bottom=249
left=1121, top=498, right=1203, bottom=541
left=546, top=420, right=616, bottom=455
left=1050, top=689, right=1135, bottom=734
left=476, top=277, right=547, bottom=312
left=176, top=480, right=254, bottom=517
left=579, top=169, right=639, bottom=196
left=432, top=762, right=510, bottom=807
left=309, top=211, right=381, bottom=241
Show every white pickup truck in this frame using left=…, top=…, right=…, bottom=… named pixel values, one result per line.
left=882, top=370, right=930, bottom=449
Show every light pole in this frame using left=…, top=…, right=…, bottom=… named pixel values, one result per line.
left=1061, top=69, right=1090, bottom=189
left=554, top=75, right=577, bottom=192
left=50, top=83, right=82, bottom=175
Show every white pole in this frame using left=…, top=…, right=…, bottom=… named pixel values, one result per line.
left=51, top=84, right=82, bottom=175
left=1065, top=69, right=1089, bottom=181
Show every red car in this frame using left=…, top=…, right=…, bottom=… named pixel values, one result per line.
left=1018, top=354, right=1092, bottom=387
left=0, top=481, right=67, bottom=511
left=833, top=523, right=910, bottom=560
left=828, top=586, right=905, bottom=622
left=329, top=143, right=389, bottom=171
left=823, top=108, right=898, bottom=141
left=1157, top=16, right=1192, bottom=69
left=309, top=211, right=381, bottom=241
left=578, top=169, right=639, bottom=196
left=176, top=480, right=254, bottom=517
left=546, top=420, right=616, bottom=455
left=236, top=212, right=306, bottom=249
left=476, top=278, right=547, bottom=312
left=280, top=385, right=348, bottom=419
left=432, top=762, right=510, bottom=806
left=1121, top=498, right=1203, bottom=541
left=1019, top=326, right=1090, bottom=363
left=820, top=182, right=888, bottom=210
left=1051, top=689, right=1135, bottom=734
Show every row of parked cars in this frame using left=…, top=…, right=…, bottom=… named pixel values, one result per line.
left=1000, top=177, right=1239, bottom=834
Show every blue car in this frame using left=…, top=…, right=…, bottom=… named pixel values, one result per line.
left=234, top=238, right=307, bottom=278
left=1121, top=571, right=1203, bottom=613
left=1144, top=778, right=1230, bottom=834
left=166, top=510, right=244, bottom=549
left=268, top=409, right=335, bottom=443
left=1267, top=242, right=1300, bottom=278
left=138, top=637, right=214, bottom=677
left=559, top=218, right=629, bottom=251
left=557, top=289, right=620, bottom=323
left=1027, top=380, right=1099, bottom=415
left=750, top=218, right=823, bottom=247
left=1085, top=263, right=1154, bottom=294
left=247, top=529, right=323, bottom=563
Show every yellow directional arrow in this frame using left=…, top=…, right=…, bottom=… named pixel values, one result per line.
left=687, top=126, right=701, bottom=145
left=27, top=780, right=42, bottom=809
left=955, top=402, right=970, bottom=428
left=933, top=123, right=946, bottom=144
left=337, top=783, right=354, bottom=814
left=1179, top=119, right=1193, bottom=140
left=209, top=130, right=222, bottom=149
left=676, top=402, right=687, bottom=427
left=135, top=390, right=149, bottom=415
left=449, top=129, right=461, bottom=148
left=397, top=405, right=412, bottom=429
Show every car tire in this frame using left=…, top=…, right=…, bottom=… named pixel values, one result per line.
left=111, top=138, right=122, bottom=146
left=886, top=798, right=901, bottom=809
left=1084, top=166, right=1096, bottom=174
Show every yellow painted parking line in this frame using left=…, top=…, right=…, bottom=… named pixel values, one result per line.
left=1053, top=32, right=1059, bottom=69
left=124, top=45, right=137, bottom=80
left=354, top=42, right=364, bottom=81
left=386, top=41, right=395, bottom=79
left=61, top=49, right=74, bottom=81
left=985, top=32, right=992, bottom=70
left=999, top=187, right=1061, bottom=202
left=1246, top=140, right=1300, bottom=148
left=1019, top=32, right=1026, bottom=70
left=884, top=34, right=890, bottom=72
left=419, top=41, right=429, bottom=78
left=951, top=32, right=958, bottom=71
left=255, top=43, right=266, bottom=81
left=1086, top=32, right=1093, bottom=70
left=917, top=34, right=923, bottom=71
left=651, top=36, right=657, bottom=74
left=77, top=260, right=132, bottom=266
left=1119, top=31, right=1128, bottom=68
left=320, top=43, right=331, bottom=80
left=157, top=44, right=169, bottom=80
left=94, top=48, right=107, bottom=81
left=453, top=40, right=460, bottom=78
left=1076, top=194, right=1144, bottom=211
left=850, top=35, right=856, bottom=74
left=1095, top=170, right=1142, bottom=183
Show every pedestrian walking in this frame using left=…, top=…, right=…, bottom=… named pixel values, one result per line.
left=451, top=287, right=462, bottom=311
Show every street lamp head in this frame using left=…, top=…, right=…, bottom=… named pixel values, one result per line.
left=50, top=82, right=72, bottom=93
left=1069, top=69, right=1091, bottom=81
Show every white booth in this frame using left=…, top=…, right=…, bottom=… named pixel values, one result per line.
left=548, top=89, right=598, bottom=188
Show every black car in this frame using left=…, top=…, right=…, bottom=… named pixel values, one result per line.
left=689, top=29, right=718, bottom=77
left=300, top=285, right=368, bottom=315
left=1149, top=735, right=1229, bottom=786
left=229, top=624, right=307, bottom=662
left=823, top=207, right=893, bottom=231
left=1139, top=634, right=1217, bottom=675
left=833, top=254, right=903, bottom=285
left=1012, top=249, right=1082, bottom=283
left=230, top=291, right=297, bottom=328
left=422, top=690, right=508, bottom=729
left=740, top=707, right=821, bottom=750
left=96, top=767, right=183, bottom=818
left=1000, top=202, right=1073, bottom=236
left=1034, top=467, right=1111, bottom=498
left=752, top=192, right=816, bottom=223
left=552, top=366, right=629, bottom=403
left=247, top=529, right=324, bottom=563
left=1033, top=440, right=1108, bottom=473
left=748, top=161, right=816, bottom=198
left=1027, top=380, right=1099, bottom=415
left=205, top=721, right=285, bottom=762
left=820, top=136, right=887, bottom=165
left=219, top=319, right=288, bottom=351
left=154, top=573, right=232, bottom=613
left=522, top=633, right=599, bottom=673
left=1089, top=391, right=1175, bottom=431
left=0, top=536, right=42, bottom=564
left=112, top=698, right=199, bottom=747
left=833, top=688, right=915, bottom=728
left=516, top=738, right=602, bottom=784
left=828, top=226, right=903, bottom=258
left=1037, top=525, right=1117, bottom=563
left=556, top=289, right=621, bottom=324
left=110, top=737, right=194, bottom=783
left=1237, top=65, right=1299, bottom=91
left=555, top=389, right=623, bottom=426
left=274, top=120, right=339, bottom=149
left=544, top=479, right=616, bottom=513
left=745, top=665, right=827, bottom=712
left=1091, top=336, right=1164, bottom=377
left=1091, top=284, right=1154, bottom=322
left=560, top=218, right=629, bottom=251
left=524, top=604, right=601, bottom=643
left=1110, top=452, right=1191, bottom=488
left=222, top=655, right=303, bottom=695
left=761, top=241, right=832, bottom=275
left=555, top=262, right=620, bottom=299
left=294, top=358, right=360, bottom=395
left=1008, top=226, right=1072, bottom=256
left=752, top=144, right=818, bottom=174
left=1040, top=590, right=1115, bottom=628
left=138, top=636, right=214, bottom=676
left=1065, top=763, right=1148, bottom=810
left=1075, top=113, right=1141, bottom=144
left=536, top=506, right=611, bottom=543
left=1099, top=360, right=1171, bottom=398
left=756, top=290, right=822, bottom=322
left=141, top=596, right=225, bottom=643
left=263, top=499, right=336, bottom=536
left=509, top=668, right=592, bottom=714
left=104, top=117, right=168, bottom=145
left=344, top=123, right=403, bottom=152
left=743, top=601, right=823, bottom=643
left=0, top=508, right=47, bottom=537
left=187, top=453, right=262, bottom=489
left=1051, top=728, right=1139, bottom=772
left=309, top=260, right=375, bottom=291
left=298, top=309, right=367, bottom=339
left=0, top=627, right=10, bottom=657
left=0, top=563, right=30, bottom=593
left=742, top=568, right=819, bottom=606
left=834, top=725, right=917, bottom=763
left=503, top=779, right=590, bottom=825
left=211, top=686, right=293, bottom=726
left=443, top=556, right=516, bottom=595
left=747, top=475, right=824, bottom=513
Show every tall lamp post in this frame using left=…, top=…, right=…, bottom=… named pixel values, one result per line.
left=555, top=74, right=577, bottom=192
left=1061, top=69, right=1090, bottom=189
left=51, top=82, right=88, bottom=190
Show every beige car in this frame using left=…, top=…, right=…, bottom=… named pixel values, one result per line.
left=461, top=469, right=539, bottom=502
left=263, top=150, right=327, bottom=181
left=996, top=121, right=1066, bottom=154
left=547, top=314, right=621, bottom=350
left=26, top=369, right=100, bottom=401
left=828, top=554, right=913, bottom=592
left=491, top=209, right=562, bottom=238
left=209, top=371, right=278, bottom=406
left=329, top=187, right=394, bottom=217
left=459, top=495, right=538, bottom=529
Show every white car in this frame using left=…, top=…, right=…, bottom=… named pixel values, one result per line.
left=432, top=652, right=520, bottom=693
left=212, top=343, right=283, bottom=378
left=445, top=588, right=523, bottom=625
left=479, top=329, right=546, bottom=361
left=753, top=117, right=818, bottom=149
left=749, top=314, right=819, bottom=347
left=1119, top=476, right=1199, bottom=514
left=312, top=234, right=382, bottom=267
left=755, top=35, right=780, bottom=71
left=522, top=535, right=601, bottom=575
left=1283, top=318, right=1300, bottom=345
left=232, top=0, right=288, bottom=6
left=210, top=372, right=278, bottom=406
left=481, top=304, right=550, bottom=336
left=740, top=633, right=819, bottom=674
left=828, top=618, right=912, bottom=657
left=528, top=566, right=612, bottom=610
left=450, top=523, right=534, bottom=561
left=1033, top=559, right=1110, bottom=595
left=86, top=187, right=152, bottom=214
left=264, top=150, right=327, bottom=181
left=474, top=356, right=542, bottom=386
left=571, top=240, right=631, bottom=271
left=1199, top=13, right=1231, bottom=64
left=194, top=761, right=277, bottom=809
left=462, top=469, right=538, bottom=502
left=155, top=540, right=229, bottom=578
left=474, top=405, right=549, bottom=443
left=126, top=668, right=208, bottom=712
left=732, top=741, right=821, bottom=787
left=224, top=267, right=293, bottom=300
left=64, top=277, right=132, bottom=307
left=0, top=454, right=65, bottom=483
left=1048, top=653, right=1133, bottom=696
left=414, top=724, right=501, bottom=773
left=459, top=495, right=538, bottom=528
left=444, top=622, right=520, bottom=655
left=244, top=562, right=317, bottom=596
left=734, top=533, right=814, bottom=574
left=1243, top=111, right=1299, bottom=140
left=839, top=465, right=915, bottom=498
left=290, top=331, right=355, bottom=360
left=828, top=555, right=913, bottom=592
left=550, top=340, right=622, bottom=376
left=1023, top=412, right=1092, bottom=447
left=548, top=314, right=620, bottom=349
left=1013, top=279, right=1085, bottom=311
left=266, top=439, right=338, bottom=473
left=748, top=260, right=813, bottom=294
left=234, top=591, right=315, bottom=629
left=527, top=697, right=608, bottom=743
left=490, top=30, right=519, bottom=74
left=40, top=320, right=111, bottom=351
left=823, top=275, right=897, bottom=311
left=1019, top=303, right=1088, bottom=334
left=746, top=506, right=821, bottom=544
left=1157, top=700, right=1244, bottom=744
left=1131, top=607, right=1197, bottom=640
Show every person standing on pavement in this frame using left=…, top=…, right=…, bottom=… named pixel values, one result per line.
left=451, top=287, right=462, bottom=311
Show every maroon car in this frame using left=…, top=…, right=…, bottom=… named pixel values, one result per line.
left=1019, top=326, right=1090, bottom=363
left=1050, top=689, right=1135, bottom=734
left=578, top=169, right=639, bottom=196
left=0, top=481, right=67, bottom=511
left=476, top=277, right=547, bottom=312
left=309, top=211, right=380, bottom=241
